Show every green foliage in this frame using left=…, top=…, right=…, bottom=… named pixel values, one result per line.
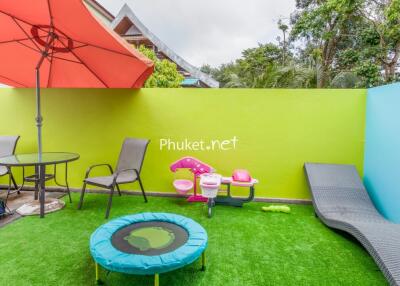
left=203, top=62, right=242, bottom=88
left=200, top=64, right=214, bottom=75
left=291, top=0, right=364, bottom=87
left=254, top=64, right=316, bottom=88
left=204, top=0, right=399, bottom=89
left=138, top=45, right=184, bottom=88
left=237, top=44, right=284, bottom=85
left=355, top=62, right=382, bottom=87
left=136, top=0, right=400, bottom=90
left=383, top=0, right=400, bottom=40
left=360, top=0, right=400, bottom=82
left=224, top=73, right=246, bottom=88
left=336, top=49, right=360, bottom=71
left=205, top=40, right=316, bottom=88
left=331, top=72, right=361, bottom=88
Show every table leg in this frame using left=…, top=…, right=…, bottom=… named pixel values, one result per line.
left=34, top=165, right=39, bottom=200
left=39, top=164, right=46, bottom=218
left=154, top=273, right=159, bottom=286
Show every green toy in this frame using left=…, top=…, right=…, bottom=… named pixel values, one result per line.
left=261, top=205, right=291, bottom=214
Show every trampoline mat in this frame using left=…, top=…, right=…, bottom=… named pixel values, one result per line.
left=111, top=221, right=189, bottom=256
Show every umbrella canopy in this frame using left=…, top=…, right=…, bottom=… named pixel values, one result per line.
left=0, top=0, right=154, bottom=88
left=0, top=0, right=154, bottom=154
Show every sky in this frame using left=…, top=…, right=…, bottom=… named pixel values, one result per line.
left=98, top=0, right=296, bottom=68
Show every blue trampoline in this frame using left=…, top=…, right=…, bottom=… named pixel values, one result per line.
left=90, top=212, right=208, bottom=285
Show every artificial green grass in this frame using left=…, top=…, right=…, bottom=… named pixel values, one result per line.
left=0, top=193, right=386, bottom=286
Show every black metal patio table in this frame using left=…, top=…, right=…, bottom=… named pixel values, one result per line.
left=0, top=152, right=79, bottom=218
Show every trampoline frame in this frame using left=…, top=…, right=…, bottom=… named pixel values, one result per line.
left=90, top=213, right=208, bottom=285
left=95, top=252, right=206, bottom=286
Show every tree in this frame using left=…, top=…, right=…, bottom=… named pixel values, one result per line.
left=200, top=64, right=214, bottom=75
left=355, top=61, right=382, bottom=87
left=291, top=0, right=362, bottom=87
left=201, top=62, right=241, bottom=87
left=331, top=71, right=361, bottom=88
left=202, top=0, right=400, bottom=89
left=138, top=45, right=184, bottom=88
left=236, top=43, right=284, bottom=86
left=253, top=64, right=316, bottom=88
left=358, top=0, right=400, bottom=82
left=207, top=39, right=317, bottom=88
left=277, top=19, right=289, bottom=65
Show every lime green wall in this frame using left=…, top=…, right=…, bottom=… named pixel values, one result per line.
left=0, top=88, right=366, bottom=199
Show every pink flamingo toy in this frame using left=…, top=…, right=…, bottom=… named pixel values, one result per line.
left=170, top=156, right=215, bottom=202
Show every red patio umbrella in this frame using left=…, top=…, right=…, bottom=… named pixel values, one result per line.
left=0, top=0, right=154, bottom=154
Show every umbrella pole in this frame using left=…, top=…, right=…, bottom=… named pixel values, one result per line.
left=35, top=31, right=56, bottom=157
left=35, top=67, right=43, bottom=156
left=35, top=49, right=50, bottom=218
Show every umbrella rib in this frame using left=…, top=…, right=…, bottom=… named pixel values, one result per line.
left=57, top=39, right=109, bottom=87
left=0, top=10, right=137, bottom=60
left=46, top=43, right=55, bottom=88
left=51, top=43, right=89, bottom=53
left=70, top=44, right=89, bottom=50
left=0, top=74, right=28, bottom=87
left=2, top=10, right=144, bottom=62
left=0, top=36, right=47, bottom=45
left=55, top=36, right=136, bottom=58
left=47, top=0, right=54, bottom=25
left=50, top=55, right=83, bottom=64
left=11, top=17, right=42, bottom=52
left=69, top=39, right=138, bottom=59
left=16, top=40, right=42, bottom=53
left=0, top=10, right=49, bottom=34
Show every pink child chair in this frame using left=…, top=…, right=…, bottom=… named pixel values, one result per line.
left=170, top=156, right=214, bottom=202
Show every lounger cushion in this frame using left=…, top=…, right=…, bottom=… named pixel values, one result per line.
left=304, top=163, right=400, bottom=286
left=305, top=163, right=365, bottom=190
left=312, top=188, right=380, bottom=214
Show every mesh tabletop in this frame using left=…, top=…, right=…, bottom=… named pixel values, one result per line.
left=0, top=152, right=79, bottom=166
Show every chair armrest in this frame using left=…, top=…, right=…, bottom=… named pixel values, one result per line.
left=112, top=168, right=139, bottom=184
left=85, top=164, right=114, bottom=179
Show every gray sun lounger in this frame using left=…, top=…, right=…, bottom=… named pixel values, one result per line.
left=304, top=163, right=400, bottom=286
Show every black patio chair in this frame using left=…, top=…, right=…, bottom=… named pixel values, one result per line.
left=78, top=138, right=150, bottom=219
left=0, top=136, right=20, bottom=204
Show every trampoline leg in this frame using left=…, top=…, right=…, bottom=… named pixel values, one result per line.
left=201, top=252, right=206, bottom=271
left=154, top=273, right=159, bottom=286
left=95, top=263, right=100, bottom=283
